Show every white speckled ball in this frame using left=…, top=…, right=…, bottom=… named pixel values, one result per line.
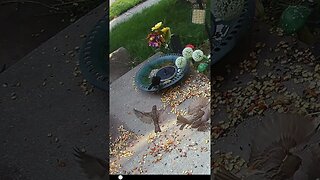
left=192, top=50, right=204, bottom=62
left=182, top=47, right=193, bottom=59
left=175, top=56, right=187, bottom=68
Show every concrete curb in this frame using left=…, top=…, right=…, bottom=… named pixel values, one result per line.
left=110, top=0, right=162, bottom=31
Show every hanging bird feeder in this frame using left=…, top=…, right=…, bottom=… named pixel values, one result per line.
left=191, top=0, right=206, bottom=24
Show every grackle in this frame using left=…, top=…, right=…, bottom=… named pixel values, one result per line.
left=148, top=76, right=161, bottom=90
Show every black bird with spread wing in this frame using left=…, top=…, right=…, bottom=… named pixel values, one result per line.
left=73, top=147, right=107, bottom=180
left=148, top=76, right=161, bottom=90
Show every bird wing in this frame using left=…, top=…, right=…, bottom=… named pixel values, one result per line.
left=178, top=110, right=205, bottom=123
left=177, top=115, right=192, bottom=124
left=213, top=167, right=242, bottom=180
left=197, top=122, right=210, bottom=132
left=249, top=113, right=317, bottom=179
left=133, top=108, right=153, bottom=124
left=191, top=119, right=205, bottom=128
left=190, top=110, right=205, bottom=122
left=177, top=115, right=192, bottom=130
left=73, top=148, right=107, bottom=179
left=157, top=107, right=167, bottom=123
left=250, top=113, right=317, bottom=156
left=188, top=97, right=209, bottom=115
left=200, top=104, right=211, bottom=122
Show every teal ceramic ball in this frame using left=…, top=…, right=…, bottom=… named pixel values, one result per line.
left=280, top=5, right=311, bottom=34
left=197, top=63, right=208, bottom=72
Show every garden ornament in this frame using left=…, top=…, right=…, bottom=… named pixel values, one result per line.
left=280, top=5, right=311, bottom=34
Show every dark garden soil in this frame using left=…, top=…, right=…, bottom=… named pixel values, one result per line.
left=0, top=0, right=104, bottom=73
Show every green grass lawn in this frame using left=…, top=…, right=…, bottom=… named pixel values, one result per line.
left=110, top=0, right=210, bottom=66
left=110, top=0, right=146, bottom=20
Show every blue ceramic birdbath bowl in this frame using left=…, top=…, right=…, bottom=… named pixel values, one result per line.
left=156, top=66, right=177, bottom=82
left=79, top=14, right=108, bottom=91
left=209, top=0, right=255, bottom=65
left=135, top=53, right=189, bottom=92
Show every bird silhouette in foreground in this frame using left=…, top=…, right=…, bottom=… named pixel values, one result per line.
left=148, top=76, right=161, bottom=90
left=177, top=97, right=210, bottom=131
left=73, top=147, right=107, bottom=180
left=133, top=105, right=166, bottom=133
left=213, top=113, right=320, bottom=180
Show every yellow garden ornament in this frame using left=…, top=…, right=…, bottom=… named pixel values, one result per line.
left=161, top=27, right=170, bottom=33
left=151, top=22, right=163, bottom=31
left=161, top=27, right=171, bottom=42
left=147, top=22, right=172, bottom=49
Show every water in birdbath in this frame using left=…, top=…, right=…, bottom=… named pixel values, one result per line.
left=155, top=66, right=177, bottom=82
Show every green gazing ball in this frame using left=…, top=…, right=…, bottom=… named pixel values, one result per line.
left=197, top=63, right=208, bottom=73
left=280, top=5, right=311, bottom=34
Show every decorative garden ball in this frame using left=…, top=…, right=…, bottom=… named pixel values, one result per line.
left=192, top=50, right=204, bottom=62
left=182, top=47, right=193, bottom=59
left=197, top=63, right=208, bottom=73
left=186, top=44, right=195, bottom=49
left=175, top=56, right=187, bottom=68
left=280, top=5, right=311, bottom=34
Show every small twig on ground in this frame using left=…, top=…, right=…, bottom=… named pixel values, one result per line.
left=306, top=112, right=320, bottom=116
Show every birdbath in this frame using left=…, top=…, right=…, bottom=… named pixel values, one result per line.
left=209, top=0, right=255, bottom=65
left=134, top=53, right=189, bottom=92
left=156, top=65, right=177, bottom=82
left=78, top=14, right=108, bottom=91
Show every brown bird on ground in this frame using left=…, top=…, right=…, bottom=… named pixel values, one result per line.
left=177, top=97, right=210, bottom=131
left=133, top=105, right=166, bottom=133
left=213, top=113, right=320, bottom=180
left=73, top=147, right=107, bottom=180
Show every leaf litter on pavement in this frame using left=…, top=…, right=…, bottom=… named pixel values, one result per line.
left=110, top=72, right=211, bottom=174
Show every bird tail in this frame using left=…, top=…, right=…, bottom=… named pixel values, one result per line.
left=213, top=168, right=242, bottom=180
left=154, top=121, right=161, bottom=133
left=177, top=115, right=192, bottom=130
